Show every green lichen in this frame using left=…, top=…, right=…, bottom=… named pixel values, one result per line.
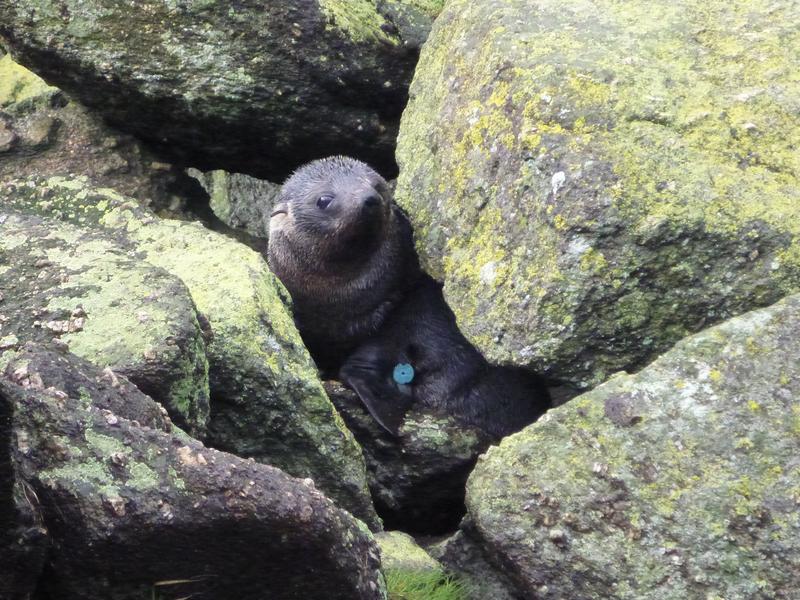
left=396, top=0, right=800, bottom=389
left=0, top=54, right=58, bottom=110
left=1, top=175, right=376, bottom=526
left=466, top=293, right=800, bottom=598
left=317, top=0, right=396, bottom=45
left=377, top=531, right=441, bottom=572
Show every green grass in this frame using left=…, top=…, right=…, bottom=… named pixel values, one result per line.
left=386, top=569, right=471, bottom=600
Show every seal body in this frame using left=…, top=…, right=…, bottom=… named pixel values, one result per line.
left=339, top=277, right=550, bottom=438
left=268, top=156, right=549, bottom=438
left=267, top=156, right=421, bottom=372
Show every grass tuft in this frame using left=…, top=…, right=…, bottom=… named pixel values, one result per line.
left=386, top=569, right=470, bottom=600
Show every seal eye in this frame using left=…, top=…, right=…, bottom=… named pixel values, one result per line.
left=316, top=194, right=334, bottom=210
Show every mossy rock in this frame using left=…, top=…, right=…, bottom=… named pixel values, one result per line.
left=0, top=0, right=435, bottom=179
left=0, top=209, right=210, bottom=437
left=188, top=167, right=279, bottom=240
left=1, top=347, right=386, bottom=600
left=396, top=0, right=800, bottom=390
left=376, top=531, right=441, bottom=572
left=327, top=381, right=488, bottom=533
left=466, top=293, right=800, bottom=599
left=0, top=176, right=379, bottom=528
left=0, top=55, right=195, bottom=213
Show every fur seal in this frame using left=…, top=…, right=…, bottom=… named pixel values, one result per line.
left=268, top=156, right=549, bottom=438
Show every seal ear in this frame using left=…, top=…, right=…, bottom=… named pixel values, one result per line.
left=269, top=200, right=290, bottom=234
left=340, top=348, right=413, bottom=436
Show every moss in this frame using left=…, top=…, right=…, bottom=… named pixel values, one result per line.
left=0, top=54, right=58, bottom=110
left=317, top=0, right=396, bottom=44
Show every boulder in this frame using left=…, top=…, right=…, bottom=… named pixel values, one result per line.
left=327, top=382, right=488, bottom=534
left=466, top=293, right=800, bottom=599
left=396, top=0, right=800, bottom=391
left=1, top=345, right=386, bottom=600
left=376, top=531, right=441, bottom=573
left=0, top=54, right=196, bottom=214
left=0, top=0, right=437, bottom=180
left=427, top=530, right=518, bottom=600
left=0, top=210, right=210, bottom=437
left=188, top=167, right=279, bottom=240
left=1, top=177, right=380, bottom=528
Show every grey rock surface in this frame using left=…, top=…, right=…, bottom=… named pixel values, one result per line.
left=1, top=345, right=387, bottom=600
left=466, top=293, right=800, bottom=599
left=396, top=0, right=800, bottom=391
left=0, top=0, right=431, bottom=179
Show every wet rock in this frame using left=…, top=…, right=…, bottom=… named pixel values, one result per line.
left=396, top=0, right=800, bottom=391
left=0, top=0, right=436, bottom=180
left=466, top=293, right=800, bottom=599
left=327, top=381, right=489, bottom=534
left=0, top=349, right=386, bottom=600
left=1, top=177, right=379, bottom=528
left=0, top=210, right=210, bottom=437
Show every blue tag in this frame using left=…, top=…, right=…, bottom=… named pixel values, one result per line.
left=393, top=363, right=415, bottom=385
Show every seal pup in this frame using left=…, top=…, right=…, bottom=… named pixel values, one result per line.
left=268, top=156, right=549, bottom=438
left=267, top=156, right=421, bottom=373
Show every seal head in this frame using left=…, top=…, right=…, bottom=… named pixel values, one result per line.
left=268, top=156, right=420, bottom=371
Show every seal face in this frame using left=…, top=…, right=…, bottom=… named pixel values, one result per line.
left=267, top=156, right=420, bottom=371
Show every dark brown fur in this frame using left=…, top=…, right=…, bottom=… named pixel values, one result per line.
left=268, top=156, right=549, bottom=438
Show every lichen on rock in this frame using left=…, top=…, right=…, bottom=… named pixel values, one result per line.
left=396, top=0, right=800, bottom=391
left=0, top=176, right=379, bottom=528
left=465, top=293, right=800, bottom=599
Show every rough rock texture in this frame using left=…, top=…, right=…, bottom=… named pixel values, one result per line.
left=2, top=343, right=174, bottom=433
left=0, top=210, right=210, bottom=437
left=0, top=355, right=47, bottom=600
left=427, top=530, right=519, bottom=600
left=327, top=381, right=488, bottom=533
left=396, top=0, right=800, bottom=391
left=466, top=293, right=800, bottom=600
left=188, top=167, right=278, bottom=240
left=376, top=531, right=441, bottom=572
left=0, top=0, right=433, bottom=180
left=1, top=346, right=386, bottom=600
left=0, top=177, right=380, bottom=528
left=0, top=54, right=197, bottom=214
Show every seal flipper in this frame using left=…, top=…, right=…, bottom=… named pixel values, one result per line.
left=340, top=348, right=413, bottom=436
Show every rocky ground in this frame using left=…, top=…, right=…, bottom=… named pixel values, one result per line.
left=2, top=1, right=799, bottom=599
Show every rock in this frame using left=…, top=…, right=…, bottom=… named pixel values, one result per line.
left=327, top=381, right=489, bottom=533
left=465, top=293, right=800, bottom=599
left=396, top=0, right=800, bottom=391
left=2, top=342, right=175, bottom=432
left=427, top=529, right=519, bottom=600
left=0, top=210, right=210, bottom=437
left=0, top=0, right=436, bottom=180
left=188, top=167, right=279, bottom=240
left=1, top=177, right=380, bottom=528
left=0, top=367, right=47, bottom=600
left=1, top=349, right=386, bottom=600
left=0, top=54, right=197, bottom=214
left=376, top=531, right=441, bottom=572
left=376, top=0, right=444, bottom=49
